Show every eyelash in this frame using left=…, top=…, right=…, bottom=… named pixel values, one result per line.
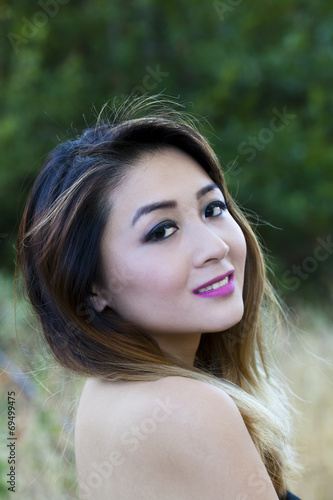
left=144, top=200, right=230, bottom=242
left=204, top=200, right=230, bottom=218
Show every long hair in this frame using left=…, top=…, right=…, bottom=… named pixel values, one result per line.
left=16, top=96, right=296, bottom=497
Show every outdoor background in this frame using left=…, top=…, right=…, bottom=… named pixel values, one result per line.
left=0, top=1, right=332, bottom=499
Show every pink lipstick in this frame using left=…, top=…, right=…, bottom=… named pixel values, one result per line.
left=193, top=271, right=235, bottom=298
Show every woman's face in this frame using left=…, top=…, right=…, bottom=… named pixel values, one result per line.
left=95, top=147, right=247, bottom=356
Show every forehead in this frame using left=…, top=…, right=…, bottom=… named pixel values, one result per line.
left=115, top=147, right=213, bottom=201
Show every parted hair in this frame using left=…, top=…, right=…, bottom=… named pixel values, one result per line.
left=17, top=97, right=296, bottom=497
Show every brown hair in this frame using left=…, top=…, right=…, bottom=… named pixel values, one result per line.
left=16, top=97, right=296, bottom=496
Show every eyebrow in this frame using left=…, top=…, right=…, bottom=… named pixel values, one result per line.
left=196, top=182, right=220, bottom=200
left=131, top=182, right=220, bottom=226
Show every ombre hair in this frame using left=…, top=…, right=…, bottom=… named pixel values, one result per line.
left=17, top=97, right=296, bottom=497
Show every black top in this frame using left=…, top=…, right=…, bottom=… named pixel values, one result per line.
left=286, top=492, right=302, bottom=500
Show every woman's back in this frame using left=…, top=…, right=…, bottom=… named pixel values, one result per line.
left=75, top=376, right=279, bottom=500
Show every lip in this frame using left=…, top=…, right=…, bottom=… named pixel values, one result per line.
left=193, top=271, right=235, bottom=298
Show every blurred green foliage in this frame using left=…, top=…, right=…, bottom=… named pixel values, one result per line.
left=0, top=0, right=332, bottom=300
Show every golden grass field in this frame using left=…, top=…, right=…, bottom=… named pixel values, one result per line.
left=280, top=306, right=333, bottom=500
left=0, top=274, right=332, bottom=499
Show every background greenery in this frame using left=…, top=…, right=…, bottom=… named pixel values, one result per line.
left=0, top=0, right=333, bottom=300
left=0, top=0, right=332, bottom=498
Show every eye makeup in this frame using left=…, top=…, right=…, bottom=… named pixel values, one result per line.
left=142, top=199, right=230, bottom=244
left=144, top=220, right=179, bottom=242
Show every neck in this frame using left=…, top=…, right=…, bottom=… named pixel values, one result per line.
left=153, top=332, right=202, bottom=367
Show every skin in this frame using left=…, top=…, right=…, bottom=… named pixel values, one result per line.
left=75, top=148, right=279, bottom=499
left=92, top=147, right=247, bottom=366
left=75, top=377, right=279, bottom=499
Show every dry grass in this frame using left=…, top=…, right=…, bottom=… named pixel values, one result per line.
left=0, top=274, right=82, bottom=499
left=1, top=274, right=332, bottom=499
left=279, top=306, right=333, bottom=500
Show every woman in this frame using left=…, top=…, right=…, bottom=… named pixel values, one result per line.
left=17, top=97, right=301, bottom=499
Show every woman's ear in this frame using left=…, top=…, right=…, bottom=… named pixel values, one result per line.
left=90, top=284, right=111, bottom=313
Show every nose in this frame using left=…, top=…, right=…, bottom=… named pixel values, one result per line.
left=190, top=223, right=229, bottom=268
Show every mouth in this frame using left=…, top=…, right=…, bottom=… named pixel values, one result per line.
left=193, top=271, right=235, bottom=297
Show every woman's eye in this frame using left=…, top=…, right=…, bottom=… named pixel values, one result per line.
left=205, top=201, right=229, bottom=218
left=145, top=223, right=178, bottom=242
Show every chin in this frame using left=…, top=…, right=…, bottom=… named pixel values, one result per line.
left=209, top=301, right=245, bottom=333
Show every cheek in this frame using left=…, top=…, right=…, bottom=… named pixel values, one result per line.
left=101, top=252, right=137, bottom=296
left=238, top=229, right=247, bottom=263
left=108, top=252, right=188, bottom=325
left=106, top=249, right=186, bottom=300
left=229, top=220, right=247, bottom=267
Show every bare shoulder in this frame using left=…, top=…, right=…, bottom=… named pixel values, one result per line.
left=130, top=375, right=251, bottom=452
left=75, top=376, right=279, bottom=499
left=142, top=376, right=279, bottom=499
left=76, top=375, right=238, bottom=434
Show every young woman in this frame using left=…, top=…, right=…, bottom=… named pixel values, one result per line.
left=17, top=98, right=302, bottom=499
